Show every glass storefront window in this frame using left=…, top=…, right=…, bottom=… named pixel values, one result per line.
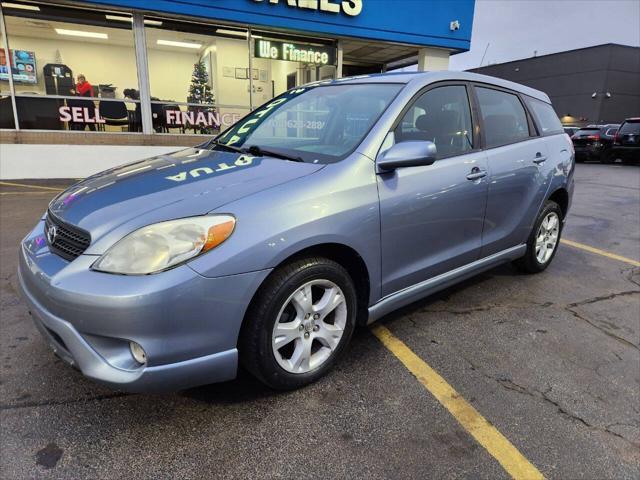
left=2, top=2, right=140, bottom=131
left=0, top=11, right=15, bottom=129
left=144, top=19, right=251, bottom=135
left=0, top=93, right=15, bottom=129
left=0, top=3, right=339, bottom=134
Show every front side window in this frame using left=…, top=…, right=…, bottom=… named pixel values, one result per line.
left=217, top=83, right=402, bottom=163
left=476, top=87, right=531, bottom=148
left=525, top=96, right=562, bottom=135
left=2, top=2, right=140, bottom=132
left=395, top=85, right=474, bottom=158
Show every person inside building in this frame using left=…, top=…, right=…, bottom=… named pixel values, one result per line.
left=71, top=74, right=93, bottom=97
left=68, top=74, right=96, bottom=131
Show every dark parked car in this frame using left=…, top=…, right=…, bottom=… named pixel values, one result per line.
left=572, top=124, right=619, bottom=163
left=609, top=118, right=640, bottom=164
left=563, top=126, right=580, bottom=137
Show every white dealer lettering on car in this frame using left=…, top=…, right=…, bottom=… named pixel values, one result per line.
left=165, top=156, right=255, bottom=182
left=224, top=96, right=293, bottom=146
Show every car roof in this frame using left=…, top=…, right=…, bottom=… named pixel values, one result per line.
left=323, top=71, right=552, bottom=103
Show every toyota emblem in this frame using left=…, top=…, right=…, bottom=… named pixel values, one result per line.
left=47, top=225, right=58, bottom=244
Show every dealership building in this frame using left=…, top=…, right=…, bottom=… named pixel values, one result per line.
left=471, top=44, right=640, bottom=128
left=0, top=0, right=475, bottom=179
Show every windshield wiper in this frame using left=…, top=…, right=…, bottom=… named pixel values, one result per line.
left=206, top=140, right=245, bottom=153
left=246, top=145, right=304, bottom=162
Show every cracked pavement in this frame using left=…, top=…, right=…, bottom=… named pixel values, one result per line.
left=1, top=164, right=639, bottom=479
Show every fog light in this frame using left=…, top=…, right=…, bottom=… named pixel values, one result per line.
left=129, top=341, right=147, bottom=365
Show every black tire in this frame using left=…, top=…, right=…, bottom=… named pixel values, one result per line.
left=514, top=200, right=563, bottom=274
left=575, top=155, right=584, bottom=163
left=600, top=149, right=614, bottom=164
left=239, top=257, right=357, bottom=390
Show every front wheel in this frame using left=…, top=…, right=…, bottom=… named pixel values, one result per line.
left=514, top=200, right=563, bottom=273
left=239, top=257, right=357, bottom=390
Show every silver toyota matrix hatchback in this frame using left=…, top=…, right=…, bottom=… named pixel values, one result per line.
left=19, top=72, right=574, bottom=391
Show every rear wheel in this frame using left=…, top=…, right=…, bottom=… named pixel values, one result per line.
left=514, top=200, right=563, bottom=273
left=239, top=257, right=357, bottom=390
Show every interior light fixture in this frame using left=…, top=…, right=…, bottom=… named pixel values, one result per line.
left=1, top=2, right=40, bottom=11
left=157, top=39, right=202, bottom=49
left=105, top=15, right=163, bottom=26
left=55, top=28, right=108, bottom=39
left=105, top=14, right=132, bottom=22
left=217, top=29, right=248, bottom=38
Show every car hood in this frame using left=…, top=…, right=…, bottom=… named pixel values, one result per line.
left=48, top=147, right=324, bottom=242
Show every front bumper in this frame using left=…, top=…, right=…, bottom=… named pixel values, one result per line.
left=18, top=220, right=271, bottom=392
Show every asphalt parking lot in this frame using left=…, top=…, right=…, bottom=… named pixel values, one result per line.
left=1, top=163, right=639, bottom=479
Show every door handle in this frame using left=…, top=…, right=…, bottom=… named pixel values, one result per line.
left=466, top=167, right=487, bottom=181
left=533, top=153, right=547, bottom=164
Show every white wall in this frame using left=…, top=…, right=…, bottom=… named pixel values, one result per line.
left=0, top=144, right=186, bottom=179
left=147, top=48, right=199, bottom=102
left=7, top=35, right=139, bottom=98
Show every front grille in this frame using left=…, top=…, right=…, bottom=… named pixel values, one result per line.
left=45, top=211, right=91, bottom=261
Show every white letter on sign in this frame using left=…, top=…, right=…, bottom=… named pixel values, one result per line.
left=320, top=0, right=340, bottom=13
left=342, top=0, right=362, bottom=16
left=298, top=0, right=318, bottom=9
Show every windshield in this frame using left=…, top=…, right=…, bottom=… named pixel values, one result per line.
left=215, top=83, right=403, bottom=163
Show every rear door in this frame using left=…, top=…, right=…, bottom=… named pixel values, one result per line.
left=377, top=83, right=489, bottom=296
left=473, top=85, right=551, bottom=257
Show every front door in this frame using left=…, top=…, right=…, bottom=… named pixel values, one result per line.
left=377, top=84, right=489, bottom=297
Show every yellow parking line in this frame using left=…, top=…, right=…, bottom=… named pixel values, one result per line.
left=371, top=325, right=544, bottom=480
left=0, top=181, right=64, bottom=192
left=560, top=239, right=640, bottom=267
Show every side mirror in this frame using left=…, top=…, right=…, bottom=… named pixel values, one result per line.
left=377, top=141, right=437, bottom=171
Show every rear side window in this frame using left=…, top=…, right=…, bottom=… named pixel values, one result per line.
left=395, top=85, right=474, bottom=158
left=525, top=97, right=563, bottom=135
left=476, top=87, right=530, bottom=148
left=619, top=120, right=640, bottom=134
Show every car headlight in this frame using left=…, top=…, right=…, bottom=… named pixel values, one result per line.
left=92, top=215, right=235, bottom=275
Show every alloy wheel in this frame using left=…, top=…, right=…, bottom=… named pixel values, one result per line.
left=271, top=279, right=347, bottom=374
left=535, top=212, right=560, bottom=264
